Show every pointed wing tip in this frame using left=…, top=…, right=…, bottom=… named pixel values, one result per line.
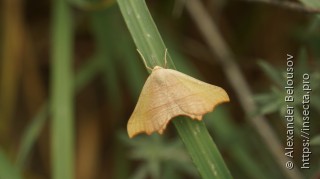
left=127, top=123, right=167, bottom=138
left=225, top=92, right=230, bottom=102
left=128, top=133, right=134, bottom=138
left=223, top=95, right=230, bottom=103
left=214, top=88, right=230, bottom=107
left=210, top=93, right=230, bottom=112
left=189, top=90, right=230, bottom=121
left=127, top=129, right=145, bottom=138
left=219, top=87, right=230, bottom=102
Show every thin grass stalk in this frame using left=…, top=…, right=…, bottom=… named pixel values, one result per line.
left=50, top=0, right=74, bottom=178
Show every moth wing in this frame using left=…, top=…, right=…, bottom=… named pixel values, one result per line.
left=165, top=69, right=229, bottom=120
left=127, top=69, right=229, bottom=138
left=127, top=70, right=173, bottom=138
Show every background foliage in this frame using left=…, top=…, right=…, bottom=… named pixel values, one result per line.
left=0, top=0, right=319, bottom=178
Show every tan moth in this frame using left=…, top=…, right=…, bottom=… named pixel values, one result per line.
left=127, top=49, right=229, bottom=138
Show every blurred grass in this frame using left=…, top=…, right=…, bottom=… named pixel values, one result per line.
left=16, top=56, right=106, bottom=168
left=0, top=0, right=319, bottom=178
left=91, top=9, right=123, bottom=109
left=16, top=105, right=48, bottom=168
left=0, top=0, right=24, bottom=147
left=0, top=149, right=22, bottom=179
left=50, top=0, right=75, bottom=178
left=91, top=6, right=147, bottom=98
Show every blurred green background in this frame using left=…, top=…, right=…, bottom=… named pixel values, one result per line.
left=0, top=0, right=319, bottom=178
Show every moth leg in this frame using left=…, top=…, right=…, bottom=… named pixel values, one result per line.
left=164, top=48, right=168, bottom=68
left=137, top=49, right=153, bottom=71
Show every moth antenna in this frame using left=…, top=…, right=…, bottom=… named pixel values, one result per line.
left=164, top=48, right=168, bottom=68
left=137, top=49, right=153, bottom=71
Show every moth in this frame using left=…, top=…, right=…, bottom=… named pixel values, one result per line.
left=127, top=49, right=229, bottom=138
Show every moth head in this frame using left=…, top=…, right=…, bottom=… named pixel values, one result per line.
left=153, top=66, right=163, bottom=71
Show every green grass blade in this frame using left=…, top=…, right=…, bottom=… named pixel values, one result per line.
left=174, top=117, right=232, bottom=179
left=16, top=57, right=104, bottom=169
left=16, top=105, right=48, bottom=168
left=117, top=0, right=232, bottom=178
left=117, top=0, right=175, bottom=69
left=50, top=0, right=74, bottom=178
left=0, top=149, right=22, bottom=179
